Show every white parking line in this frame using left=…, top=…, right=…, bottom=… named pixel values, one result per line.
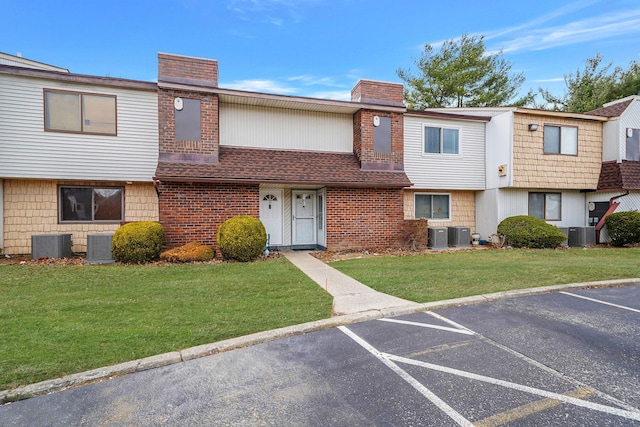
left=340, top=321, right=640, bottom=424
left=338, top=326, right=474, bottom=427
left=387, top=353, right=640, bottom=422
left=560, top=291, right=640, bottom=313
left=378, top=318, right=475, bottom=335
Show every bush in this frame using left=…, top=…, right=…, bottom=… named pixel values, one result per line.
left=402, top=219, right=429, bottom=250
left=217, top=216, right=267, bottom=262
left=497, top=215, right=566, bottom=249
left=605, top=211, right=640, bottom=246
left=112, top=221, right=164, bottom=263
left=160, top=242, right=215, bottom=263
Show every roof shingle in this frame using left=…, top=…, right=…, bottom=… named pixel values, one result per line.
left=598, top=161, right=640, bottom=190
left=587, top=99, right=633, bottom=117
left=155, top=146, right=413, bottom=188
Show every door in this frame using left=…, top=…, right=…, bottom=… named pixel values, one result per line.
left=317, top=188, right=326, bottom=248
left=292, top=190, right=316, bottom=247
left=260, top=189, right=283, bottom=246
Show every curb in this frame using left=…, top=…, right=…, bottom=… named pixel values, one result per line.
left=2, top=278, right=638, bottom=404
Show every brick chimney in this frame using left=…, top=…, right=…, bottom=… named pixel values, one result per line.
left=158, top=53, right=219, bottom=164
left=351, top=80, right=405, bottom=171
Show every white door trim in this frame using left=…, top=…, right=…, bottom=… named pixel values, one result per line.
left=292, top=190, right=316, bottom=247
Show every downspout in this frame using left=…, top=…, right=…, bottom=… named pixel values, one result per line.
left=594, top=190, right=629, bottom=243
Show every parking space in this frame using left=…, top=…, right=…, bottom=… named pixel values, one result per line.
left=1, top=285, right=639, bottom=426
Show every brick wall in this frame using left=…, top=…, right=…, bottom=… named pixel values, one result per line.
left=158, top=53, right=218, bottom=87
left=326, top=187, right=405, bottom=251
left=353, top=110, right=404, bottom=170
left=3, top=179, right=158, bottom=254
left=351, top=80, right=404, bottom=105
left=158, top=88, right=219, bottom=158
left=157, top=181, right=259, bottom=250
left=512, top=112, right=602, bottom=189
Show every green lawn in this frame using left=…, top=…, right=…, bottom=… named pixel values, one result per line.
left=329, top=247, right=640, bottom=302
left=3, top=248, right=640, bottom=392
left=0, top=257, right=332, bottom=391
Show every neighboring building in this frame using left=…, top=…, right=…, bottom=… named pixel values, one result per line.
left=0, top=53, right=159, bottom=255
left=426, top=107, right=606, bottom=240
left=587, top=96, right=640, bottom=242
left=154, top=53, right=412, bottom=252
left=403, top=110, right=490, bottom=232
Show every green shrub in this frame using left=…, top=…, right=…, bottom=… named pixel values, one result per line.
left=605, top=211, right=640, bottom=246
left=217, top=216, right=267, bottom=262
left=160, top=242, right=215, bottom=263
left=497, top=215, right=566, bottom=249
left=112, top=221, right=164, bottom=263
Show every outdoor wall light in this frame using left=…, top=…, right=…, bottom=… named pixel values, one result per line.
left=528, top=124, right=539, bottom=131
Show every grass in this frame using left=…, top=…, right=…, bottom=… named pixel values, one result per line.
left=4, top=247, right=640, bottom=392
left=329, top=247, right=640, bottom=303
left=0, top=257, right=332, bottom=391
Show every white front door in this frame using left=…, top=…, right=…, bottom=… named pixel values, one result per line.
left=292, top=190, right=316, bottom=246
left=260, top=189, right=283, bottom=246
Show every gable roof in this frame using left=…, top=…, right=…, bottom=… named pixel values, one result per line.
left=155, top=146, right=413, bottom=188
left=598, top=161, right=640, bottom=190
left=0, top=52, right=69, bottom=73
left=587, top=99, right=634, bottom=118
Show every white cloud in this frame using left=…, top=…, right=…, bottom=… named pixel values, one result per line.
left=490, top=8, right=640, bottom=54
left=288, top=74, right=343, bottom=87
left=307, top=90, right=352, bottom=101
left=222, top=79, right=299, bottom=94
left=227, top=0, right=321, bottom=26
left=532, top=77, right=566, bottom=83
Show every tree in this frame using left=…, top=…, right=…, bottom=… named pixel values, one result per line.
left=538, top=54, right=640, bottom=113
left=397, top=34, right=532, bottom=109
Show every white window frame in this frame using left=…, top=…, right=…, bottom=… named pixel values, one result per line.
left=528, top=192, right=562, bottom=221
left=543, top=124, right=577, bottom=155
left=414, top=193, right=452, bottom=221
left=422, top=125, right=461, bottom=156
left=44, top=89, right=117, bottom=136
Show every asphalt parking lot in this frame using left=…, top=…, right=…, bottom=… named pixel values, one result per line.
left=1, top=285, right=639, bottom=426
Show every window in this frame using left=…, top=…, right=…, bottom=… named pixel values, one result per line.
left=44, top=90, right=116, bottom=135
left=543, top=125, right=577, bottom=155
left=59, top=186, right=124, bottom=222
left=425, top=126, right=459, bottom=154
left=529, top=192, right=561, bottom=221
left=626, top=128, right=639, bottom=161
left=415, top=194, right=450, bottom=220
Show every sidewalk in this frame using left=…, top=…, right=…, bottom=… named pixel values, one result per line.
left=282, top=250, right=419, bottom=316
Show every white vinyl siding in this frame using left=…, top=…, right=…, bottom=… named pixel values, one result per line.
left=220, top=103, right=353, bottom=152
left=0, top=74, right=158, bottom=182
left=620, top=99, right=640, bottom=161
left=404, top=115, right=486, bottom=190
left=476, top=189, right=587, bottom=237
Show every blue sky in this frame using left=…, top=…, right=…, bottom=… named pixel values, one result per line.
left=2, top=0, right=640, bottom=103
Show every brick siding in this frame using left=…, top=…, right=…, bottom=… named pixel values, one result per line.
left=353, top=110, right=404, bottom=169
left=326, top=187, right=405, bottom=251
left=158, top=53, right=218, bottom=86
left=158, top=88, right=219, bottom=158
left=157, top=181, right=259, bottom=251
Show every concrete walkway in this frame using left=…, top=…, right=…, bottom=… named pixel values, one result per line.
left=282, top=250, right=419, bottom=316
